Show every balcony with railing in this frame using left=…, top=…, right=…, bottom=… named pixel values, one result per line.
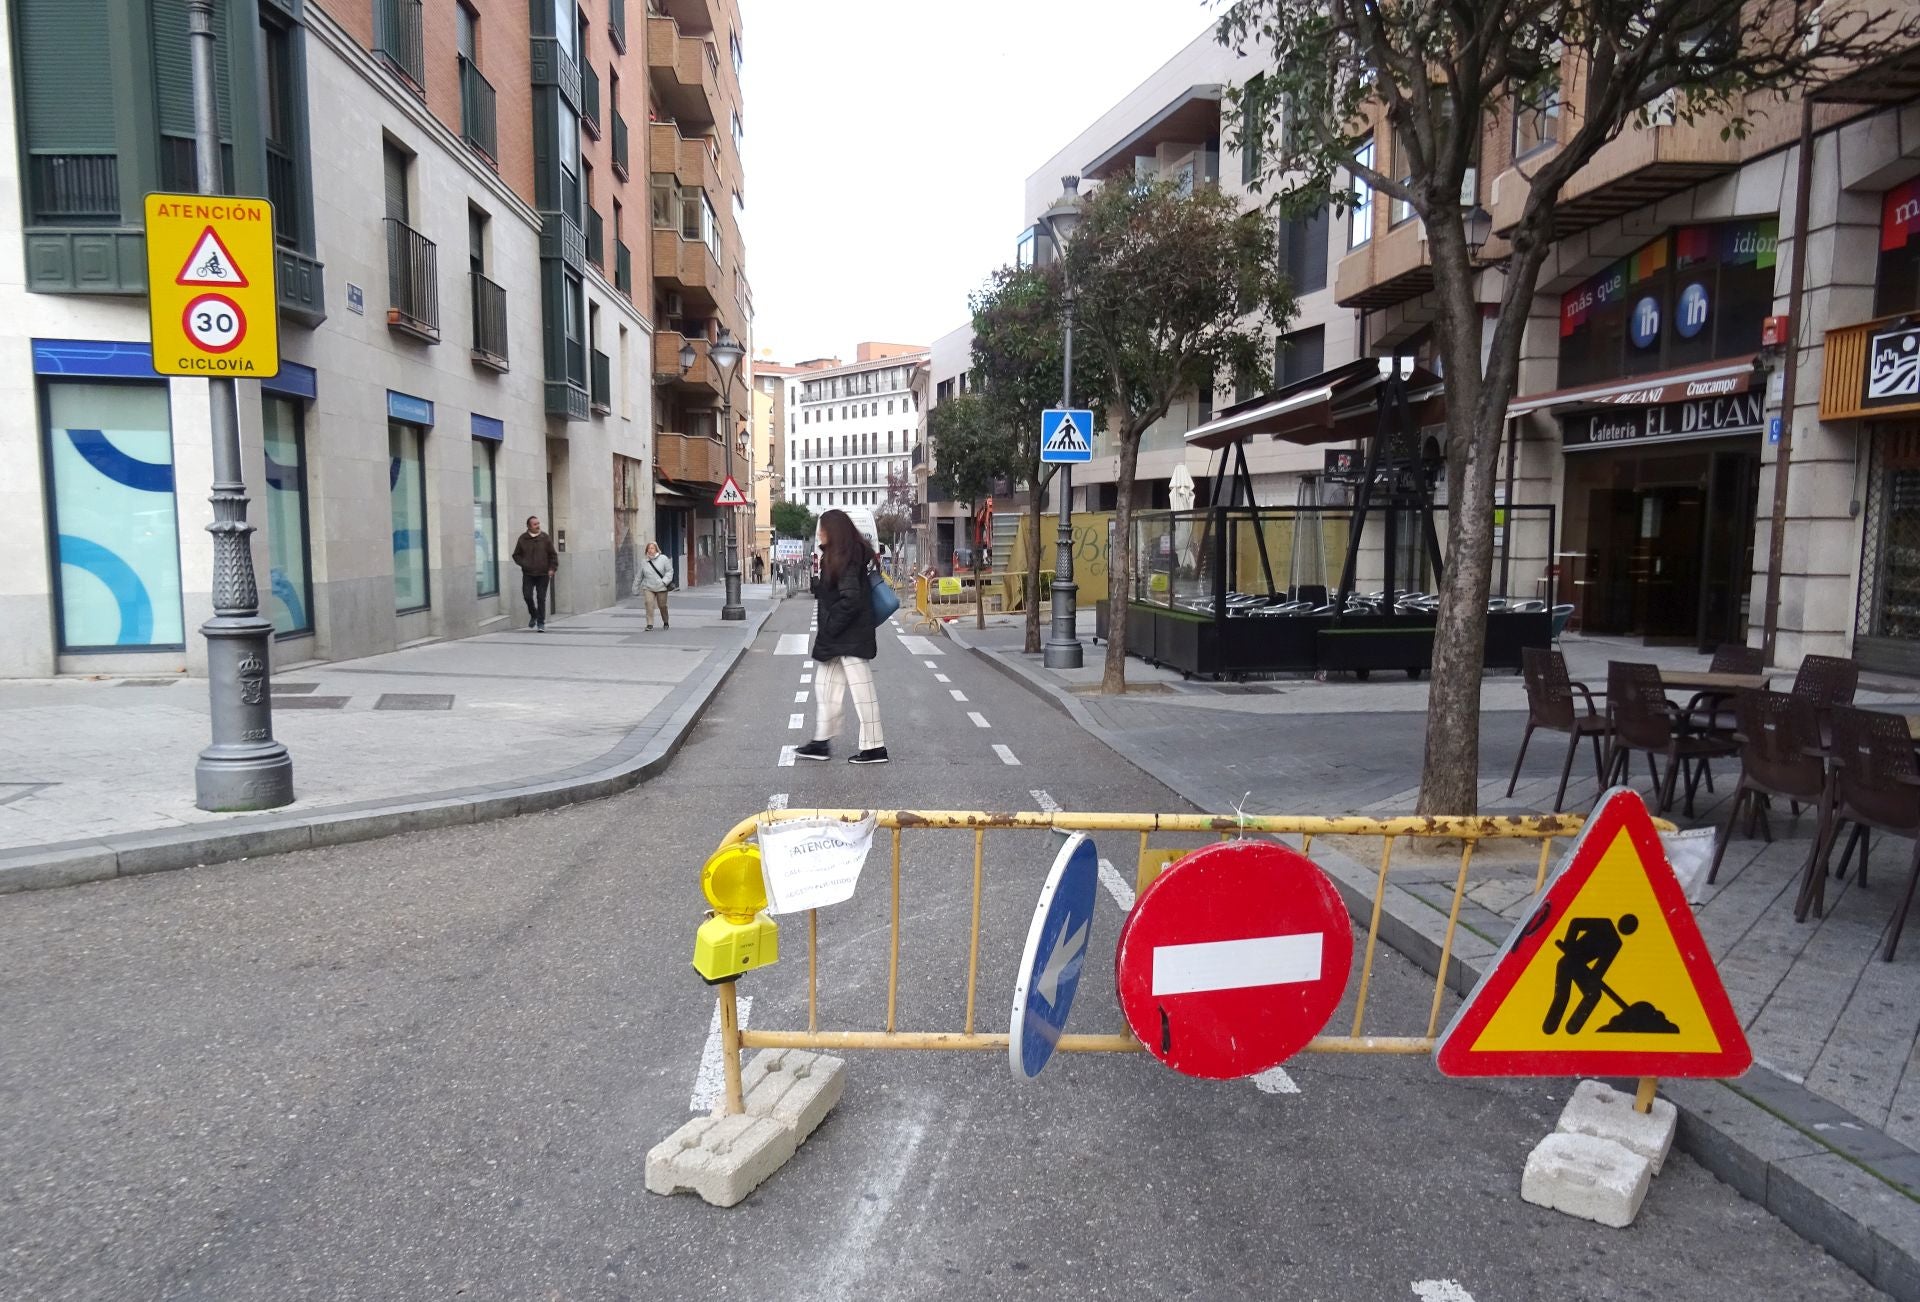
left=615, top=240, right=632, bottom=296
left=651, top=227, right=716, bottom=303
left=655, top=431, right=726, bottom=487
left=470, top=271, right=508, bottom=371
left=611, top=112, right=630, bottom=180
left=582, top=59, right=602, bottom=139
left=591, top=348, right=612, bottom=415
left=587, top=207, right=604, bottom=269
left=385, top=217, right=439, bottom=343
left=374, top=0, right=425, bottom=93
left=459, top=55, right=497, bottom=165
left=646, top=14, right=717, bottom=129
left=653, top=330, right=720, bottom=393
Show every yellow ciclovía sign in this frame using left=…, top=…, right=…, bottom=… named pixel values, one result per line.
left=144, top=192, right=281, bottom=378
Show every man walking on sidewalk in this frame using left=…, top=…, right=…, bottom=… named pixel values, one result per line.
left=512, top=516, right=558, bottom=632
left=639, top=540, right=674, bottom=630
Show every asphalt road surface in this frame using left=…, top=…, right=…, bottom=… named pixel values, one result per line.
left=0, top=596, right=1886, bottom=1301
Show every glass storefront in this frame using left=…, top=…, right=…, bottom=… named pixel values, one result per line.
left=262, top=396, right=313, bottom=636
left=1856, top=425, right=1920, bottom=674
left=43, top=381, right=185, bottom=650
left=389, top=421, right=429, bottom=612
left=472, top=438, right=498, bottom=598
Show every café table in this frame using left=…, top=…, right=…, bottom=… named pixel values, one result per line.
left=1657, top=670, right=1772, bottom=694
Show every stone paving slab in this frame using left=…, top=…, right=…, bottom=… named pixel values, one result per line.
left=949, top=618, right=1920, bottom=1298
left=0, top=583, right=782, bottom=893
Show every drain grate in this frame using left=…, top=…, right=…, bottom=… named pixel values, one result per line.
left=275, top=696, right=350, bottom=709
left=115, top=678, right=179, bottom=687
left=374, top=693, right=453, bottom=711
left=272, top=682, right=320, bottom=694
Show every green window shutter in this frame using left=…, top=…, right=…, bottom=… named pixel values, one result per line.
left=383, top=145, right=409, bottom=223
left=151, top=0, right=236, bottom=141
left=17, top=0, right=115, bottom=152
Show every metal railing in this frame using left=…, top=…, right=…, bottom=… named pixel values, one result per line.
left=458, top=55, right=497, bottom=163
left=586, top=207, right=604, bottom=268
left=374, top=0, right=426, bottom=91
left=614, top=240, right=632, bottom=296
left=266, top=144, right=301, bottom=247
left=590, top=349, right=612, bottom=414
left=581, top=59, right=601, bottom=137
left=28, top=153, right=118, bottom=225
left=384, top=217, right=439, bottom=339
left=611, top=112, right=630, bottom=179
left=700, top=806, right=1634, bottom=1115
left=469, top=271, right=507, bottom=369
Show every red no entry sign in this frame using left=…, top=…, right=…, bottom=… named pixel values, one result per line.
left=1115, top=840, right=1353, bottom=1079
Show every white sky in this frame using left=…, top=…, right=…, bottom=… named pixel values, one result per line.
left=739, top=0, right=1217, bottom=364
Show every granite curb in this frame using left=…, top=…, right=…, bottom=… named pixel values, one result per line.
left=0, top=606, right=772, bottom=898
left=945, top=622, right=1920, bottom=1301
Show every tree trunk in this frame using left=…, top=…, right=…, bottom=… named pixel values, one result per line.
left=974, top=539, right=985, bottom=630
left=1101, top=432, right=1142, bottom=693
left=1023, top=476, right=1046, bottom=654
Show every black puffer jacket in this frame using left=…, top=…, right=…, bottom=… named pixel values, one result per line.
left=812, top=562, right=877, bottom=661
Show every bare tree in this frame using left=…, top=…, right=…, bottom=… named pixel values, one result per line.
left=1221, top=0, right=1915, bottom=812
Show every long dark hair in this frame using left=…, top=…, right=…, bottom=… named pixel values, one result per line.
left=817, top=509, right=873, bottom=582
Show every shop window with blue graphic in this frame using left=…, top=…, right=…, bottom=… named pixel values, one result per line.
left=44, top=382, right=185, bottom=650
left=390, top=421, right=430, bottom=613
left=263, top=396, right=314, bottom=636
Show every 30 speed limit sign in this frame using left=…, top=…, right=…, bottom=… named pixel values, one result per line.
left=182, top=294, right=246, bottom=354
left=143, top=193, right=280, bottom=377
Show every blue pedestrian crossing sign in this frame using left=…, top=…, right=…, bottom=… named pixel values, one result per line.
left=1040, top=408, right=1094, bottom=464
left=1010, top=832, right=1099, bottom=1079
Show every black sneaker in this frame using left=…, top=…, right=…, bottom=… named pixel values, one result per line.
left=848, top=747, right=890, bottom=765
left=794, top=740, right=831, bottom=761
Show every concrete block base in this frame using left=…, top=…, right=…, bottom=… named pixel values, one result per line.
left=647, top=1050, right=847, bottom=1207
left=1557, top=1079, right=1678, bottom=1174
left=646, top=1113, right=797, bottom=1208
left=1521, top=1132, right=1653, bottom=1228
left=741, top=1048, right=847, bottom=1143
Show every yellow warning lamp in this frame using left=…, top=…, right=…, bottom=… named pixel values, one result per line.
left=692, top=843, right=780, bottom=984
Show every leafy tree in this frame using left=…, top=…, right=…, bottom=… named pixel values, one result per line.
left=929, top=393, right=1017, bottom=629
left=1067, top=177, right=1292, bottom=693
left=970, top=265, right=1079, bottom=653
left=1219, top=0, right=1913, bottom=814
left=771, top=500, right=814, bottom=542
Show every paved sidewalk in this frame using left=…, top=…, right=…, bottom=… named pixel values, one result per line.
left=0, top=582, right=781, bottom=888
left=951, top=615, right=1920, bottom=1298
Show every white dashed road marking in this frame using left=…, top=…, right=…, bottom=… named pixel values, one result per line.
left=1031, top=789, right=1062, bottom=813
left=934, top=674, right=951, bottom=683
left=691, top=995, right=753, bottom=1111
left=768, top=793, right=789, bottom=809
left=898, top=636, right=944, bottom=656
left=923, top=660, right=937, bottom=669
left=1252, top=1066, right=1301, bottom=1094
left=949, top=690, right=968, bottom=702
left=788, top=714, right=804, bottom=729
left=795, top=691, right=809, bottom=703
left=778, top=745, right=797, bottom=767
left=1412, top=1284, right=1475, bottom=1302
left=776, top=634, right=809, bottom=656
left=1096, top=857, right=1134, bottom=910
left=801, top=674, right=813, bottom=683
left=968, top=712, right=990, bottom=728
left=993, top=744, right=1020, bottom=765
left=805, top=660, right=815, bottom=668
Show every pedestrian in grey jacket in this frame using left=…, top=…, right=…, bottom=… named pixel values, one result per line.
left=639, top=541, right=674, bottom=630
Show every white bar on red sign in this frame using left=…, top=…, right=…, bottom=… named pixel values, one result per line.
left=1151, top=933, right=1323, bottom=996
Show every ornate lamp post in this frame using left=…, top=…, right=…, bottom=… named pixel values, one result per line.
left=709, top=328, right=747, bottom=620
left=1040, top=175, right=1084, bottom=671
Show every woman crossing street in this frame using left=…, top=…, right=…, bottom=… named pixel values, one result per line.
left=794, top=509, right=888, bottom=765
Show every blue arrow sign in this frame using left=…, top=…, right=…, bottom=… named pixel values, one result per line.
left=1040, top=408, right=1094, bottom=464
left=1010, top=832, right=1099, bottom=1079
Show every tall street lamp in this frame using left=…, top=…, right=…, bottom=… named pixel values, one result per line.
left=710, top=327, right=747, bottom=620
left=1041, top=175, right=1084, bottom=671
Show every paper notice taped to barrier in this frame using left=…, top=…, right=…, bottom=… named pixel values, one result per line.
left=758, top=814, right=877, bottom=914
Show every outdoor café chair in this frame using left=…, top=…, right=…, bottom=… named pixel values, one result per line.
left=1803, top=707, right=1920, bottom=959
left=1682, top=643, right=1770, bottom=735
left=1508, top=647, right=1613, bottom=812
left=1792, top=654, right=1860, bottom=708
left=1605, top=661, right=1739, bottom=817
left=1550, top=604, right=1576, bottom=642
left=1707, top=691, right=1828, bottom=887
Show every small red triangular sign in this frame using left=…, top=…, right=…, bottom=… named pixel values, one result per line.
left=1434, top=787, right=1751, bottom=1078
left=714, top=476, right=747, bottom=507
left=176, top=226, right=250, bottom=288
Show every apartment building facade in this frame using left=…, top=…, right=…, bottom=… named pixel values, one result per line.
left=789, top=344, right=929, bottom=523
left=1017, top=23, right=1357, bottom=519
left=0, top=0, right=748, bottom=677
left=1335, top=35, right=1920, bottom=670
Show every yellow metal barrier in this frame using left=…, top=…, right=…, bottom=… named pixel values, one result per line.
left=698, top=807, right=1652, bottom=1115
